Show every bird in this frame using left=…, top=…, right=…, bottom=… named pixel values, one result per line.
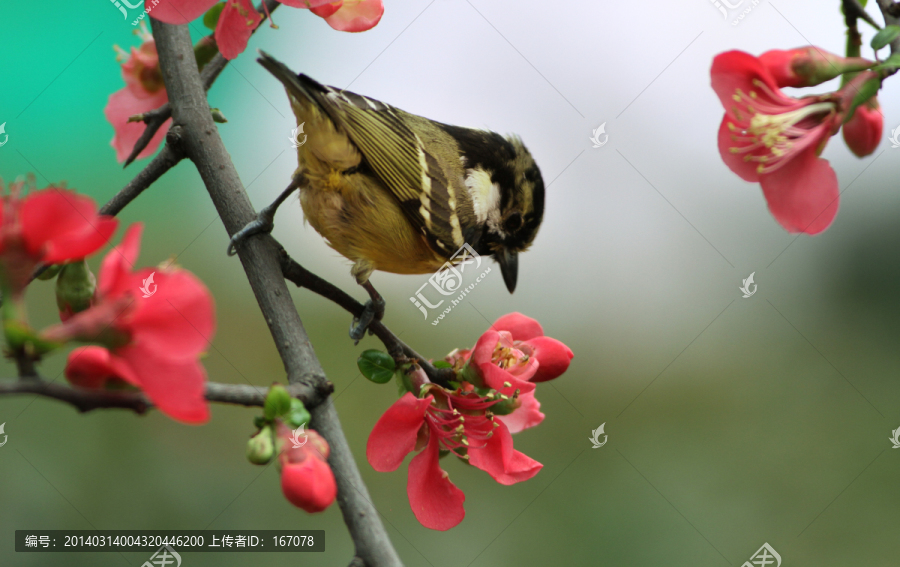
left=229, top=51, right=546, bottom=340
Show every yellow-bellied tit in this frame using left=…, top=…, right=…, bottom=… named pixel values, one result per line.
left=229, top=52, right=546, bottom=340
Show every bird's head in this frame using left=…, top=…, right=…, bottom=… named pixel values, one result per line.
left=474, top=136, right=545, bottom=293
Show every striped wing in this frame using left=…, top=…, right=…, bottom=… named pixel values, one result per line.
left=258, top=52, right=464, bottom=257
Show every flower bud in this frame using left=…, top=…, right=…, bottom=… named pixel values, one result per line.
left=56, top=261, right=96, bottom=321
left=264, top=383, right=292, bottom=420
left=246, top=425, right=275, bottom=465
left=843, top=97, right=883, bottom=157
left=759, top=47, right=873, bottom=88
left=278, top=427, right=336, bottom=513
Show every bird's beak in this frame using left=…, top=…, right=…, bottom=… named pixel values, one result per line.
left=496, top=249, right=518, bottom=293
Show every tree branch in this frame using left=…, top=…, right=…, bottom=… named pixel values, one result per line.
left=124, top=0, right=281, bottom=167
left=151, top=19, right=402, bottom=567
left=0, top=379, right=326, bottom=414
left=278, top=247, right=455, bottom=387
left=878, top=0, right=900, bottom=54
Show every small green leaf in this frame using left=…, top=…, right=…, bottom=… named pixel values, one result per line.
left=872, top=25, right=900, bottom=51
left=357, top=349, right=396, bottom=384
left=264, top=384, right=292, bottom=420
left=843, top=75, right=882, bottom=124
left=203, top=3, right=225, bottom=30
left=875, top=52, right=900, bottom=71
left=36, top=264, right=61, bottom=281
left=286, top=398, right=311, bottom=428
left=433, top=360, right=452, bottom=369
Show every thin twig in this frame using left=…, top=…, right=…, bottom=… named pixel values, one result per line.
left=845, top=0, right=881, bottom=29
left=123, top=0, right=281, bottom=167
left=151, top=19, right=402, bottom=567
left=0, top=379, right=327, bottom=414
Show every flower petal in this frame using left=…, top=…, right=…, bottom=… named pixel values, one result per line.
left=215, top=0, right=263, bottom=60
left=366, top=393, right=432, bottom=472
left=493, top=312, right=544, bottom=341
left=64, top=346, right=140, bottom=389
left=407, top=433, right=465, bottom=530
left=524, top=336, right=573, bottom=383
left=470, top=329, right=500, bottom=367
left=98, top=223, right=144, bottom=299
left=468, top=419, right=542, bottom=485
left=104, top=88, right=171, bottom=163
left=19, top=189, right=118, bottom=264
left=313, top=0, right=383, bottom=32
left=717, top=115, right=761, bottom=182
left=277, top=0, right=336, bottom=8
left=120, top=345, right=210, bottom=424
left=149, top=0, right=219, bottom=24
left=496, top=391, right=544, bottom=434
left=479, top=362, right=536, bottom=395
left=759, top=148, right=839, bottom=235
left=710, top=50, right=780, bottom=111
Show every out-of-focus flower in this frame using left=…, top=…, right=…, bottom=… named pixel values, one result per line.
left=307, top=0, right=384, bottom=32
left=44, top=224, right=215, bottom=424
left=842, top=97, right=882, bottom=158
left=0, top=181, right=117, bottom=296
left=215, top=0, right=264, bottom=60
left=277, top=422, right=337, bottom=513
left=104, top=25, right=171, bottom=162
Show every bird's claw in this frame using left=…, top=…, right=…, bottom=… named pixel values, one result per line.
left=349, top=296, right=386, bottom=344
left=227, top=210, right=276, bottom=256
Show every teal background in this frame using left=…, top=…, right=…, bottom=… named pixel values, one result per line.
left=3, top=0, right=900, bottom=565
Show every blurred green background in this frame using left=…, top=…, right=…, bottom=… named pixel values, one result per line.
left=3, top=0, right=900, bottom=565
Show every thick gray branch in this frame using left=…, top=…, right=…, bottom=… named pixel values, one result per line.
left=151, top=20, right=402, bottom=567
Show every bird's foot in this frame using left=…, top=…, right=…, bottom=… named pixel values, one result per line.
left=350, top=281, right=386, bottom=343
left=227, top=209, right=276, bottom=256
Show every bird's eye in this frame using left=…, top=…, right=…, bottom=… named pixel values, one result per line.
left=504, top=212, right=523, bottom=232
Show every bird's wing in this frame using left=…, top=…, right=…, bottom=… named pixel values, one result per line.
left=258, top=52, right=464, bottom=258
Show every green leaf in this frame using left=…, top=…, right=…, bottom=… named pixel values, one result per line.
left=286, top=398, right=311, bottom=429
left=872, top=25, right=900, bottom=51
left=357, top=349, right=396, bottom=384
left=875, top=52, right=900, bottom=71
left=433, top=360, right=452, bottom=369
left=264, top=384, right=292, bottom=420
left=203, top=3, right=225, bottom=30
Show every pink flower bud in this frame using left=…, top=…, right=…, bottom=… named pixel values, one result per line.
left=842, top=97, right=883, bottom=157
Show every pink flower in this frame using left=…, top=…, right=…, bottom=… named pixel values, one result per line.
left=0, top=181, right=117, bottom=295
left=367, top=380, right=541, bottom=530
left=309, top=0, right=384, bottom=32
left=842, top=97, right=882, bottom=158
left=277, top=423, right=337, bottom=513
left=712, top=50, right=841, bottom=234
left=104, top=29, right=171, bottom=162
left=45, top=224, right=215, bottom=424
left=150, top=0, right=382, bottom=61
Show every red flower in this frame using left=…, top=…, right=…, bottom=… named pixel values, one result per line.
left=712, top=50, right=842, bottom=234
left=367, top=369, right=541, bottom=530
left=0, top=181, right=117, bottom=295
left=277, top=423, right=337, bottom=513
left=308, top=0, right=384, bottom=32
left=104, top=28, right=171, bottom=162
left=45, top=224, right=215, bottom=424
left=150, top=0, right=382, bottom=61
left=843, top=97, right=882, bottom=158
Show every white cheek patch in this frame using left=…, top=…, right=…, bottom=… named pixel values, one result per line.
left=464, top=168, right=500, bottom=227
